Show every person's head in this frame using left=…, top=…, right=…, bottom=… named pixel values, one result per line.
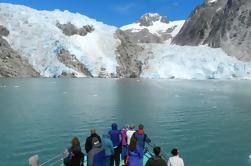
left=71, top=137, right=80, bottom=147
left=129, top=125, right=135, bottom=130
left=90, top=128, right=96, bottom=135
left=153, top=146, right=161, bottom=156
left=171, top=148, right=179, bottom=156
left=129, top=137, right=137, bottom=151
left=111, top=123, right=118, bottom=130
left=138, top=124, right=144, bottom=130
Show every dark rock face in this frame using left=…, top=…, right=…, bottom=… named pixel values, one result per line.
left=56, top=22, right=94, bottom=36
left=115, top=30, right=144, bottom=78
left=138, top=13, right=169, bottom=26
left=0, top=26, right=39, bottom=77
left=0, top=25, right=9, bottom=37
left=173, top=0, right=228, bottom=45
left=173, top=0, right=251, bottom=61
left=57, top=49, right=93, bottom=77
left=206, top=0, right=251, bottom=60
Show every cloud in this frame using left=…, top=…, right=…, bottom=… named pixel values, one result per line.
left=113, top=3, right=135, bottom=13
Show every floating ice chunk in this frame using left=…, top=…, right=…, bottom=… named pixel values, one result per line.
left=93, top=94, right=98, bottom=97
left=13, top=85, right=20, bottom=88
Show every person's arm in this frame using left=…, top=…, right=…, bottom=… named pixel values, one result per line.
left=98, top=135, right=102, bottom=143
left=85, top=138, right=90, bottom=153
left=167, top=159, right=171, bottom=166
left=181, top=158, right=184, bottom=166
left=119, top=131, right=122, bottom=143
left=109, top=141, right=114, bottom=155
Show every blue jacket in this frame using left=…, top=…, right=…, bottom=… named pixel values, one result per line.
left=102, top=134, right=114, bottom=157
left=127, top=145, right=143, bottom=166
left=109, top=123, right=121, bottom=148
left=133, top=130, right=151, bottom=149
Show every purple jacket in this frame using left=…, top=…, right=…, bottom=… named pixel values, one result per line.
left=109, top=123, right=121, bottom=148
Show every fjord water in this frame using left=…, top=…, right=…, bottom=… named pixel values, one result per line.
left=0, top=79, right=251, bottom=166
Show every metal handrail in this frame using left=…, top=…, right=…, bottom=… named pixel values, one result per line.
left=39, top=153, right=63, bottom=166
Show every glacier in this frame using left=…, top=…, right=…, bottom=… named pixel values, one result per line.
left=0, top=3, right=251, bottom=79
left=0, top=3, right=119, bottom=77
left=139, top=44, right=251, bottom=79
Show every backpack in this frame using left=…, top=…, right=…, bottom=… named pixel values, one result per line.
left=134, top=132, right=147, bottom=147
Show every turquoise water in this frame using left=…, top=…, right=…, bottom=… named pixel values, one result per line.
left=0, top=79, right=251, bottom=166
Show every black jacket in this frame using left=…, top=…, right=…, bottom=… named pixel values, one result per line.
left=64, top=146, right=84, bottom=166
left=85, top=133, right=102, bottom=153
left=145, top=156, right=167, bottom=166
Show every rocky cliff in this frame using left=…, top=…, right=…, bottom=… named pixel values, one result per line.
left=173, top=0, right=251, bottom=61
left=0, top=25, right=39, bottom=77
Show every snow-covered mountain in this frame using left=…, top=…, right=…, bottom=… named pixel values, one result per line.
left=121, top=13, right=184, bottom=43
left=0, top=3, right=251, bottom=79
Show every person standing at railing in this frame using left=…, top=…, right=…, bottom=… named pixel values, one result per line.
left=64, top=137, right=84, bottom=166
left=126, top=125, right=136, bottom=145
left=126, top=137, right=143, bottom=166
left=121, top=125, right=129, bottom=163
left=132, top=124, right=151, bottom=166
left=167, top=148, right=184, bottom=166
left=145, top=146, right=167, bottom=166
left=102, top=132, right=114, bottom=166
left=109, top=123, right=122, bottom=166
left=85, top=128, right=102, bottom=153
left=87, top=137, right=106, bottom=166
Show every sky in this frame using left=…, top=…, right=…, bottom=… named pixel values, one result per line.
left=0, top=0, right=204, bottom=27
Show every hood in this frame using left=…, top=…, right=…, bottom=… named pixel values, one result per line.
left=111, top=123, right=118, bottom=130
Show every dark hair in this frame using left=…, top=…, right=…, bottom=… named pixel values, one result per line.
left=153, top=147, right=161, bottom=156
left=71, top=137, right=80, bottom=147
left=129, top=137, right=137, bottom=152
left=138, top=124, right=144, bottom=130
left=171, top=148, right=179, bottom=156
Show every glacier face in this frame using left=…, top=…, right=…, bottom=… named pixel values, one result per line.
left=139, top=44, right=251, bottom=79
left=0, top=3, right=119, bottom=77
left=0, top=3, right=251, bottom=79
